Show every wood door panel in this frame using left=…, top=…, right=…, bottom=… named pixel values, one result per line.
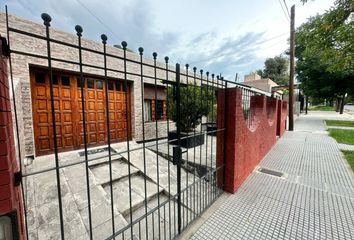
left=31, top=71, right=131, bottom=156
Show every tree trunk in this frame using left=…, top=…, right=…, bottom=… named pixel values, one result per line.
left=340, top=95, right=345, bottom=114
left=335, top=97, right=341, bottom=112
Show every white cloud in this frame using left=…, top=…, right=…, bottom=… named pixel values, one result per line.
left=1, top=0, right=334, bottom=80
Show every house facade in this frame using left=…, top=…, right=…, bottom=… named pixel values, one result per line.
left=0, top=12, right=188, bottom=158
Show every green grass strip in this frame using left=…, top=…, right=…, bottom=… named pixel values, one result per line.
left=308, top=105, right=335, bottom=111
left=328, top=129, right=354, bottom=145
left=325, top=120, right=354, bottom=127
left=342, top=150, right=354, bottom=173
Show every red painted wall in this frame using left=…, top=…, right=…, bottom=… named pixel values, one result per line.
left=277, top=99, right=288, bottom=137
left=0, top=36, right=25, bottom=239
left=217, top=87, right=286, bottom=193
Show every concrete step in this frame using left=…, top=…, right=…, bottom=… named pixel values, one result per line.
left=87, top=154, right=124, bottom=168
left=104, top=174, right=164, bottom=217
left=90, top=158, right=140, bottom=186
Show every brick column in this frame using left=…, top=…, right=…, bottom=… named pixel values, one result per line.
left=0, top=36, right=25, bottom=239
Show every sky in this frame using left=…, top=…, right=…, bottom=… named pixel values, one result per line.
left=1, top=0, right=335, bottom=81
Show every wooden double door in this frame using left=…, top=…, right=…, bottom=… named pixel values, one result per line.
left=31, top=70, right=131, bottom=156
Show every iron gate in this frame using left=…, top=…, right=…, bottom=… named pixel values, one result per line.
left=4, top=7, right=231, bottom=240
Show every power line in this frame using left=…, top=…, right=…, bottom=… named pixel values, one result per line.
left=283, top=0, right=291, bottom=18
left=189, top=32, right=288, bottom=65
left=75, top=0, right=120, bottom=41
left=278, top=0, right=290, bottom=22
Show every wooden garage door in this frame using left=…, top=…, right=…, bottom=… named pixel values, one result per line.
left=31, top=70, right=131, bottom=156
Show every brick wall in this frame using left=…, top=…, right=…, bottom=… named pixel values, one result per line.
left=217, top=87, right=286, bottom=193
left=0, top=36, right=25, bottom=239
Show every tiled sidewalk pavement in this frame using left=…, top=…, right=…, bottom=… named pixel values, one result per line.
left=190, top=112, right=354, bottom=240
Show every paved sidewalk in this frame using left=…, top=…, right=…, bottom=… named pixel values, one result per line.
left=190, top=112, right=354, bottom=239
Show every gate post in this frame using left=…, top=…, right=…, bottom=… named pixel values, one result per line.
left=175, top=63, right=182, bottom=235
left=0, top=36, right=25, bottom=239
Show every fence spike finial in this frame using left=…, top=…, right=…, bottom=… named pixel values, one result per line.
left=75, top=25, right=83, bottom=37
left=200, top=69, right=203, bottom=75
left=101, top=34, right=107, bottom=44
left=153, top=52, right=157, bottom=59
left=138, top=47, right=144, bottom=55
left=164, top=56, right=169, bottom=63
left=41, top=13, right=52, bottom=27
left=212, top=73, right=215, bottom=78
left=206, top=71, right=209, bottom=76
left=121, top=41, right=128, bottom=50
left=185, top=64, right=189, bottom=69
left=193, top=67, right=197, bottom=72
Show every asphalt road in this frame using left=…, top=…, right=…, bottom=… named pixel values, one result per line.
left=344, top=104, right=354, bottom=112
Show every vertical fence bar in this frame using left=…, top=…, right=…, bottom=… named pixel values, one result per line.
left=138, top=47, right=149, bottom=240
left=205, top=71, right=209, bottom=207
left=175, top=63, right=182, bottom=235
left=152, top=52, right=162, bottom=239
left=216, top=76, right=221, bottom=199
left=75, top=25, right=93, bottom=239
left=101, top=34, right=115, bottom=239
left=199, top=70, right=203, bottom=215
left=163, top=204, right=166, bottom=240
left=210, top=73, right=215, bottom=202
left=185, top=63, right=189, bottom=226
left=41, top=13, right=65, bottom=239
left=164, top=56, right=172, bottom=240
left=5, top=7, right=29, bottom=240
left=152, top=207, right=155, bottom=239
left=121, top=41, right=134, bottom=240
left=192, top=66, right=197, bottom=218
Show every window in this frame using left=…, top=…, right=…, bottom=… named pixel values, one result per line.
left=35, top=72, right=45, bottom=84
left=52, top=75, right=59, bottom=85
left=96, top=80, right=103, bottom=89
left=61, top=76, right=70, bottom=86
left=144, top=99, right=165, bottom=122
left=87, top=79, right=95, bottom=88
left=144, top=100, right=152, bottom=122
left=77, top=78, right=83, bottom=88
left=155, top=100, right=164, bottom=120
left=108, top=81, right=114, bottom=90
left=116, top=81, right=122, bottom=91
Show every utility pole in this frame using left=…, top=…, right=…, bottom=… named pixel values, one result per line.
left=288, top=5, right=295, bottom=131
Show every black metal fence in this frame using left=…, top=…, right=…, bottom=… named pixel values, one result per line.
left=240, top=87, right=259, bottom=128
left=4, top=7, right=242, bottom=240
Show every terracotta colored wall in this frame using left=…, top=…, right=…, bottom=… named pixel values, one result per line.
left=217, top=87, right=286, bottom=193
left=277, top=99, right=288, bottom=137
left=0, top=36, right=25, bottom=239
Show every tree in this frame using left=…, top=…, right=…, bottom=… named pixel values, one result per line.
left=167, top=85, right=214, bottom=133
left=296, top=0, right=354, bottom=112
left=257, top=55, right=289, bottom=85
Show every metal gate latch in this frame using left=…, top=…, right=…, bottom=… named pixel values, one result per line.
left=173, top=146, right=182, bottom=165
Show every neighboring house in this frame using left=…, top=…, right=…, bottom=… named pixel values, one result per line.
left=242, top=73, right=280, bottom=95
left=0, top=12, right=181, bottom=158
